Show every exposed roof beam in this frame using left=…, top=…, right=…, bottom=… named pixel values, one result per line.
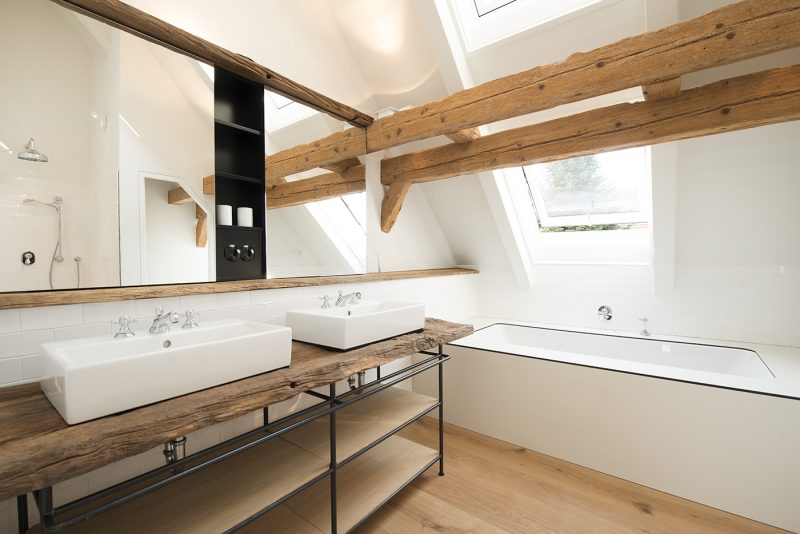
left=445, top=128, right=481, bottom=143
left=380, top=183, right=412, bottom=233
left=267, top=166, right=365, bottom=210
left=321, top=157, right=362, bottom=174
left=265, top=128, right=365, bottom=181
left=382, top=65, right=800, bottom=187
left=52, top=0, right=373, bottom=127
left=266, top=0, right=800, bottom=178
left=643, top=78, right=682, bottom=101
left=367, top=0, right=799, bottom=152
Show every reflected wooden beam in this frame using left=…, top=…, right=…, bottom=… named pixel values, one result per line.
left=202, top=175, right=215, bottom=195
left=167, top=187, right=192, bottom=205
left=195, top=205, right=207, bottom=248
left=51, top=0, right=372, bottom=126
left=643, top=78, right=682, bottom=101
left=381, top=65, right=800, bottom=186
left=380, top=183, right=412, bottom=233
left=267, top=165, right=365, bottom=210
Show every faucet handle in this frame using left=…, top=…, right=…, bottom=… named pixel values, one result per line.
left=112, top=315, right=137, bottom=338
left=181, top=310, right=200, bottom=329
left=319, top=295, right=333, bottom=308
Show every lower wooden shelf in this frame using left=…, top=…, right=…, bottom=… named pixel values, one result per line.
left=29, top=388, right=438, bottom=533
left=242, top=435, right=439, bottom=534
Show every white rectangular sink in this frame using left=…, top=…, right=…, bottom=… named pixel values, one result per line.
left=286, top=301, right=425, bottom=350
left=40, top=319, right=291, bottom=425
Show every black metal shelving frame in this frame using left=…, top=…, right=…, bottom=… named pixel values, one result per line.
left=17, top=345, right=449, bottom=534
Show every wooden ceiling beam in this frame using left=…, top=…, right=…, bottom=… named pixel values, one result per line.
left=381, top=65, right=800, bottom=188
left=265, top=128, right=365, bottom=181
left=321, top=157, right=362, bottom=174
left=52, top=0, right=372, bottom=127
left=643, top=78, right=682, bottom=101
left=445, top=128, right=481, bottom=144
left=267, top=165, right=365, bottom=210
left=367, top=0, right=800, bottom=152
left=265, top=0, right=800, bottom=179
left=380, top=183, right=412, bottom=233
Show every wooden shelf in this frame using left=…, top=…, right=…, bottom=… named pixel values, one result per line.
left=37, top=437, right=327, bottom=534
left=282, top=387, right=437, bottom=463
left=214, top=118, right=262, bottom=135
left=246, top=435, right=438, bottom=533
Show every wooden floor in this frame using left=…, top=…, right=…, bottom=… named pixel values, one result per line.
left=358, top=418, right=786, bottom=534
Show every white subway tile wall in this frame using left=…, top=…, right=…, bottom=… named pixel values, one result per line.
left=0, top=274, right=479, bottom=531
left=478, top=264, right=800, bottom=348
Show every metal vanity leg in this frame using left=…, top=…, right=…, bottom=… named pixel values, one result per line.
left=329, top=383, right=338, bottom=534
left=438, top=344, right=445, bottom=477
left=33, top=487, right=53, bottom=533
left=263, top=406, right=269, bottom=430
left=16, top=494, right=28, bottom=534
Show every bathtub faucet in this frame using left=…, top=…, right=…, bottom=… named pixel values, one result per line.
left=639, top=317, right=650, bottom=337
left=597, top=305, right=612, bottom=321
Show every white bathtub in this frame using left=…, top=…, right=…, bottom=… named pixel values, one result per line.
left=452, top=323, right=773, bottom=380
left=413, top=319, right=800, bottom=532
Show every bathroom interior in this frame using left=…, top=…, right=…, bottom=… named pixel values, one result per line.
left=0, top=0, right=798, bottom=532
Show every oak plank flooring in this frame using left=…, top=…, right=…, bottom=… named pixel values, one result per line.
left=359, top=418, right=786, bottom=534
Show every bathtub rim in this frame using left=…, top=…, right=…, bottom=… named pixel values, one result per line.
left=449, top=318, right=800, bottom=402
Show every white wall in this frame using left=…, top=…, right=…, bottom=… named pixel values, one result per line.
left=143, top=179, right=210, bottom=284
left=117, top=33, right=214, bottom=285
left=0, top=1, right=120, bottom=291
left=0, top=273, right=479, bottom=532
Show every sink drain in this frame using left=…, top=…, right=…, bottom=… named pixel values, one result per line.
left=162, top=340, right=172, bottom=348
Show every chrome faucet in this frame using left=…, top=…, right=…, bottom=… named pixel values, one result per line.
left=639, top=317, right=650, bottom=337
left=181, top=309, right=200, bottom=329
left=597, top=305, right=613, bottom=321
left=149, top=307, right=180, bottom=334
left=113, top=315, right=136, bottom=338
left=336, top=290, right=362, bottom=307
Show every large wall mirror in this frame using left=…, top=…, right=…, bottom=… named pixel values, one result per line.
left=0, top=0, right=367, bottom=294
left=265, top=92, right=367, bottom=278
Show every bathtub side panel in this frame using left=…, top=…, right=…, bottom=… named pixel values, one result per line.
left=413, top=345, right=800, bottom=532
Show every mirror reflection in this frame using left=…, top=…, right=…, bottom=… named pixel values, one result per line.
left=0, top=0, right=214, bottom=291
left=265, top=92, right=367, bottom=278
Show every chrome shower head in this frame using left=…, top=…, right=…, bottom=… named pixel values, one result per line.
left=17, top=138, right=48, bottom=163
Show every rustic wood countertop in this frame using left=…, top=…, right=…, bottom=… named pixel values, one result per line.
left=0, top=317, right=472, bottom=500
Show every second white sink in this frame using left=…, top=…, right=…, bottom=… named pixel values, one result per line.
left=40, top=319, right=291, bottom=425
left=286, top=301, right=425, bottom=350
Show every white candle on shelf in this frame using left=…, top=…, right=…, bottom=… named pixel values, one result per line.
left=237, top=207, right=253, bottom=227
left=216, top=205, right=233, bottom=226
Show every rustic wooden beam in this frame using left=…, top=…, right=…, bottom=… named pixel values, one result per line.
left=381, top=65, right=800, bottom=187
left=267, top=165, right=365, bottom=210
left=202, top=175, right=214, bottom=195
left=195, top=205, right=207, bottom=248
left=321, top=157, right=361, bottom=174
left=265, top=0, right=800, bottom=177
left=51, top=0, right=372, bottom=127
left=367, top=0, right=800, bottom=151
left=266, top=176, right=287, bottom=188
left=265, top=127, right=366, bottom=181
left=380, top=183, right=413, bottom=233
left=167, top=187, right=192, bottom=205
left=643, top=78, right=682, bottom=101
left=445, top=128, right=481, bottom=143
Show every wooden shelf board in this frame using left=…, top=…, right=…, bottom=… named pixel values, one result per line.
left=238, top=506, right=323, bottom=534
left=282, top=387, right=437, bottom=463
left=36, top=437, right=327, bottom=534
left=280, top=435, right=438, bottom=533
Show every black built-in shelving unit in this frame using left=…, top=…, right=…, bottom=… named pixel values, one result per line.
left=214, top=68, right=266, bottom=281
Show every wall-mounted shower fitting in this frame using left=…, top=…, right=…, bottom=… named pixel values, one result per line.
left=21, top=251, right=35, bottom=265
left=22, top=196, right=64, bottom=289
left=597, top=305, right=613, bottom=321
left=639, top=317, right=650, bottom=337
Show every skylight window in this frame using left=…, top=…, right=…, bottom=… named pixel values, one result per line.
left=522, top=147, right=650, bottom=231
left=452, top=0, right=609, bottom=52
